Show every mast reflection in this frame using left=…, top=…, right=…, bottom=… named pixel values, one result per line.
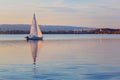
left=28, top=40, right=42, bottom=65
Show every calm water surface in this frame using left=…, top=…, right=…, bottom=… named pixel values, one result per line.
left=0, top=34, right=120, bottom=80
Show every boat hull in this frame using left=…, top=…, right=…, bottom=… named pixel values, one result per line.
left=26, top=36, right=43, bottom=41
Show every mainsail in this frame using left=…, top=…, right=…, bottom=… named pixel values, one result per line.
left=30, top=14, right=42, bottom=37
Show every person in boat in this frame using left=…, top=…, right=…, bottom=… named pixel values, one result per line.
left=26, top=35, right=33, bottom=38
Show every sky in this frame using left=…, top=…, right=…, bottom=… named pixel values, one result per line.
left=0, top=0, right=120, bottom=28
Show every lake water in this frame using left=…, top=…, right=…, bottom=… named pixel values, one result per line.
left=0, top=34, right=120, bottom=80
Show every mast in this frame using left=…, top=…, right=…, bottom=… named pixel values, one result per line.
left=30, top=14, right=38, bottom=36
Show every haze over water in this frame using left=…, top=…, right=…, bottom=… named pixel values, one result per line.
left=0, top=34, right=120, bottom=80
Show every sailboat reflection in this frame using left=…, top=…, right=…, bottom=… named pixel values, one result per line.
left=28, top=40, right=42, bottom=65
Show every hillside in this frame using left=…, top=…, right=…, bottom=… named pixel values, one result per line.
left=0, top=24, right=95, bottom=32
left=0, top=24, right=120, bottom=34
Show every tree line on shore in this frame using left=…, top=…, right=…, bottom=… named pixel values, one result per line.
left=0, top=28, right=120, bottom=34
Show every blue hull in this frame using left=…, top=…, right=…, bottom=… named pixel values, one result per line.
left=26, top=36, right=43, bottom=41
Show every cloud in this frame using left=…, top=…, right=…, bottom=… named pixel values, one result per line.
left=0, top=0, right=120, bottom=28
left=38, top=7, right=77, bottom=13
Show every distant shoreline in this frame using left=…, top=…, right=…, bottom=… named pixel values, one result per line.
left=0, top=28, right=120, bottom=34
left=0, top=24, right=120, bottom=34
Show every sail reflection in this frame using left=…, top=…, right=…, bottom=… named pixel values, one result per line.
left=28, top=40, right=42, bottom=65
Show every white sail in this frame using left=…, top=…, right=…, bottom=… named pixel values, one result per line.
left=30, top=14, right=42, bottom=37
left=37, top=24, right=43, bottom=37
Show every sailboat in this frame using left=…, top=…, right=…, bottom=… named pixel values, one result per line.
left=26, top=13, right=43, bottom=40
